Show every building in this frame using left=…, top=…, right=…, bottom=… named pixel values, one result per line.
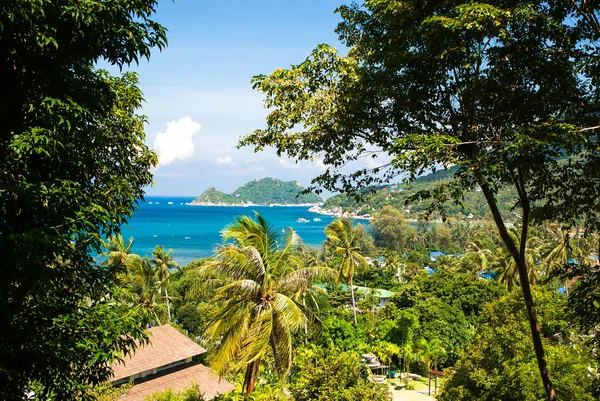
left=110, top=325, right=235, bottom=401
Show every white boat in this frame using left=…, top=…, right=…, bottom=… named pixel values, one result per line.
left=168, top=201, right=173, bottom=205
left=149, top=202, right=153, bottom=204
left=313, top=217, right=322, bottom=222
left=184, top=236, right=190, bottom=240
left=297, top=218, right=309, bottom=223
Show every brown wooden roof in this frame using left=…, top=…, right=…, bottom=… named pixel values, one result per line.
left=111, top=325, right=207, bottom=382
left=119, top=362, right=235, bottom=401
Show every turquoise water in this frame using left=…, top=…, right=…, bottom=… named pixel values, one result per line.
left=120, top=197, right=342, bottom=265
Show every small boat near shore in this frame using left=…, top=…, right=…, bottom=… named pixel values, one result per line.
left=297, top=218, right=310, bottom=223
left=313, top=217, right=322, bottom=222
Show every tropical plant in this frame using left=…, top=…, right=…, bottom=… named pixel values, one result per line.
left=541, top=223, right=584, bottom=295
left=417, top=338, right=446, bottom=372
left=458, top=240, right=492, bottom=280
left=102, top=235, right=143, bottom=273
left=0, top=1, right=166, bottom=397
left=151, top=246, right=180, bottom=322
left=201, top=213, right=335, bottom=395
left=324, top=218, right=369, bottom=324
left=242, top=2, right=600, bottom=398
left=124, top=256, right=165, bottom=325
left=493, top=229, right=542, bottom=292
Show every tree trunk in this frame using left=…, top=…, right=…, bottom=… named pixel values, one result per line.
left=478, top=175, right=556, bottom=401
left=243, top=357, right=261, bottom=396
left=349, top=277, right=358, bottom=324
left=303, top=297, right=308, bottom=344
left=165, top=287, right=171, bottom=322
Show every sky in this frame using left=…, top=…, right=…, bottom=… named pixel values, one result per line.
left=116, top=0, right=349, bottom=196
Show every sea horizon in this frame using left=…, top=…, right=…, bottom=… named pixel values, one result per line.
left=119, top=196, right=361, bottom=265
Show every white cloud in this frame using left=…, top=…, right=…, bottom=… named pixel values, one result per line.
left=216, top=156, right=232, bottom=165
left=153, top=116, right=201, bottom=167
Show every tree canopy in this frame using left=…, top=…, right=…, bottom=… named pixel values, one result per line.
left=0, top=1, right=166, bottom=398
left=242, top=1, right=600, bottom=398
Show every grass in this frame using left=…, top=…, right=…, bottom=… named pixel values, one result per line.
left=387, top=377, right=445, bottom=392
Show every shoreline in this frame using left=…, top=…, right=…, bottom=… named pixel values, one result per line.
left=188, top=202, right=323, bottom=207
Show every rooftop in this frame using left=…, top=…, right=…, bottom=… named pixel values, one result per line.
left=119, top=362, right=235, bottom=401
left=111, top=325, right=207, bottom=382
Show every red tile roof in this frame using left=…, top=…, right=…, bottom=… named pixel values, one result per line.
left=111, top=325, right=207, bottom=382
left=119, top=362, right=236, bottom=401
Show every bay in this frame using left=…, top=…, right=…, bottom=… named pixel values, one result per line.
left=120, top=196, right=346, bottom=265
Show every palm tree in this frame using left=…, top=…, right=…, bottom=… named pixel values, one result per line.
left=201, top=213, right=334, bottom=395
left=150, top=245, right=180, bottom=322
left=417, top=338, right=446, bottom=372
left=493, top=229, right=542, bottom=291
left=459, top=239, right=492, bottom=279
left=102, top=234, right=143, bottom=273
left=324, top=218, right=369, bottom=324
left=541, top=223, right=584, bottom=295
left=126, top=256, right=165, bottom=324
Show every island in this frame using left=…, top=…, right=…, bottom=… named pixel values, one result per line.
left=190, top=177, right=324, bottom=206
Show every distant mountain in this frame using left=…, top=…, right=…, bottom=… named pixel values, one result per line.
left=322, top=167, right=517, bottom=219
left=191, top=178, right=323, bottom=206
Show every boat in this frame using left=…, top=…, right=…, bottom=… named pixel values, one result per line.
left=168, top=201, right=173, bottom=205
left=313, top=217, right=322, bottom=222
left=297, top=218, right=309, bottom=223
left=184, top=236, right=190, bottom=240
left=149, top=202, right=153, bottom=204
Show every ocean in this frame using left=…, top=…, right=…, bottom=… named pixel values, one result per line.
left=119, top=196, right=349, bottom=265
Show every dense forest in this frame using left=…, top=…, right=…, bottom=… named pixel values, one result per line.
left=97, top=210, right=600, bottom=401
left=3, top=1, right=600, bottom=401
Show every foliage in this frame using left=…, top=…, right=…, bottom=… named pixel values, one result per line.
left=200, top=213, right=335, bottom=394
left=288, top=346, right=391, bottom=401
left=87, top=383, right=133, bottom=401
left=243, top=2, right=600, bottom=397
left=325, top=218, right=370, bottom=324
left=0, top=0, right=166, bottom=398
left=438, top=289, right=595, bottom=401
left=192, top=178, right=322, bottom=205
left=145, top=383, right=206, bottom=401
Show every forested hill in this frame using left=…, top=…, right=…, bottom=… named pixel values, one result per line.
left=191, top=177, right=323, bottom=206
left=323, top=168, right=517, bottom=219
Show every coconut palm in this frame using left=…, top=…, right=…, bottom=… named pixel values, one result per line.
left=541, top=223, right=584, bottom=295
left=101, top=234, right=143, bottom=273
left=325, top=218, right=369, bottom=324
left=150, top=245, right=180, bottom=322
left=201, top=213, right=334, bottom=395
left=493, top=229, right=542, bottom=291
left=126, top=256, right=165, bottom=324
left=459, top=239, right=493, bottom=279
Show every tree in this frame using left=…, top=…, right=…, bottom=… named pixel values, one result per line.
left=541, top=223, right=584, bottom=296
left=241, top=2, right=600, bottom=398
left=0, top=1, right=166, bottom=398
left=151, top=246, right=180, bottom=322
left=102, top=235, right=143, bottom=273
left=493, top=229, right=542, bottom=292
left=288, top=346, right=390, bottom=401
left=371, top=206, right=416, bottom=254
left=458, top=240, right=492, bottom=280
left=324, top=218, right=369, bottom=324
left=417, top=338, right=446, bottom=372
left=438, top=289, right=596, bottom=401
left=201, top=213, right=334, bottom=395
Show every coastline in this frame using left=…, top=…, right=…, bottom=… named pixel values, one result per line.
left=189, top=202, right=323, bottom=207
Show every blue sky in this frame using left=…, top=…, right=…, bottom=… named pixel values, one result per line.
left=119, top=0, right=348, bottom=196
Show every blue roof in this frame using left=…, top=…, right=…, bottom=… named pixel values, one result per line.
left=430, top=251, right=446, bottom=262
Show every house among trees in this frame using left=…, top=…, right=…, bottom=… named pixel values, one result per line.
left=110, top=325, right=235, bottom=401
